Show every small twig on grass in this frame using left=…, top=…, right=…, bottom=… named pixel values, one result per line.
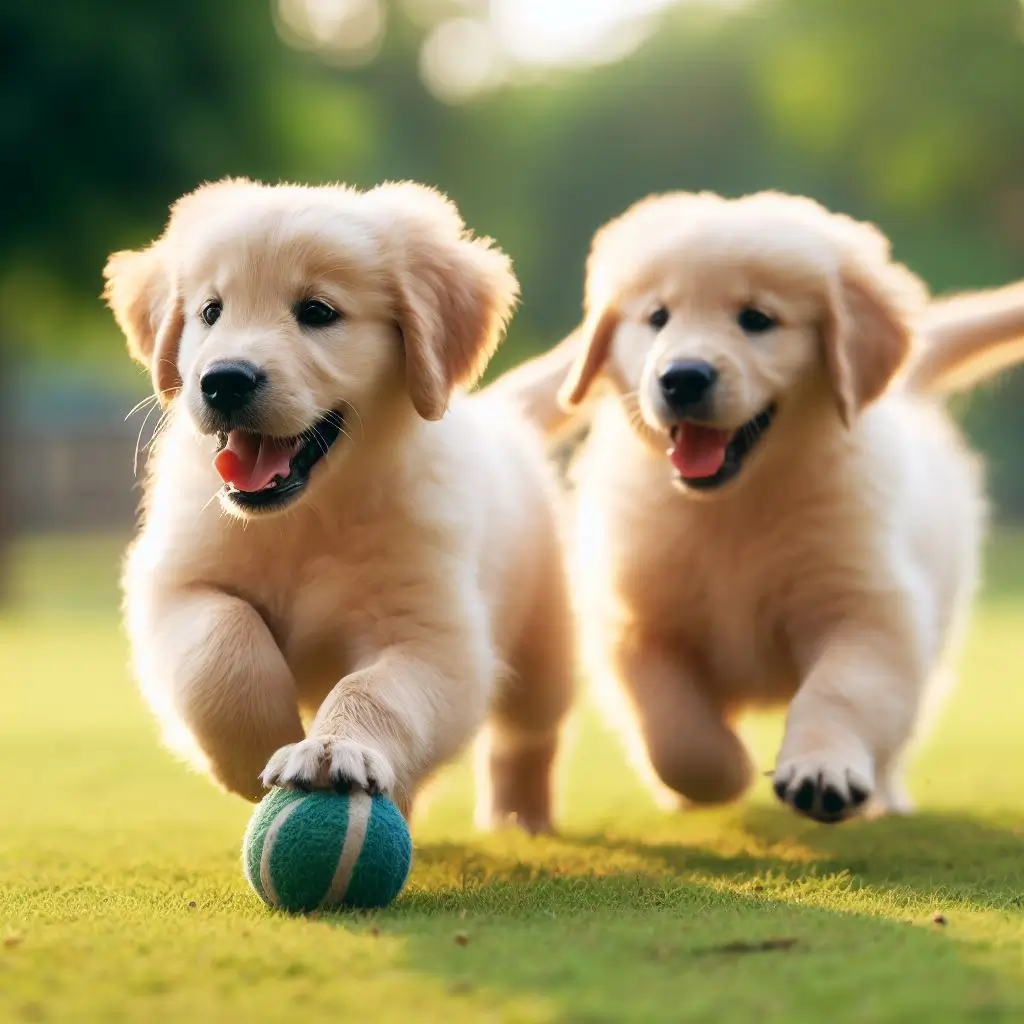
left=694, top=937, right=800, bottom=957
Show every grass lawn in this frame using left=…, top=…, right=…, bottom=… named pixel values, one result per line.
left=3, top=534, right=1024, bottom=1023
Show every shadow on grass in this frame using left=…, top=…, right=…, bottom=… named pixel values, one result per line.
left=321, top=809, right=1024, bottom=1021
left=736, top=807, right=1024, bottom=904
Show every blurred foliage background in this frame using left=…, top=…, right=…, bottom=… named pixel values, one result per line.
left=1, top=0, right=1023, bottom=529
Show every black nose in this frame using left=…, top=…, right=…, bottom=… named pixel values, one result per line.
left=199, top=360, right=265, bottom=415
left=658, top=360, right=718, bottom=414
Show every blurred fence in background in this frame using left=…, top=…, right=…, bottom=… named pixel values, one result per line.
left=5, top=372, right=144, bottom=535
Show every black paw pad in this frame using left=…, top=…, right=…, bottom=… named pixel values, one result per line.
left=792, top=779, right=817, bottom=813
left=821, top=785, right=846, bottom=816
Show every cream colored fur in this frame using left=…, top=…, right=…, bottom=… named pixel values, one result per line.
left=490, top=189, right=1024, bottom=823
left=105, top=178, right=573, bottom=830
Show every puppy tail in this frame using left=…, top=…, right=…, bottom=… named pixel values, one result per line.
left=481, top=329, right=592, bottom=441
left=905, top=281, right=1024, bottom=395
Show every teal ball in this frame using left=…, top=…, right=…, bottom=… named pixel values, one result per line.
left=242, top=787, right=412, bottom=913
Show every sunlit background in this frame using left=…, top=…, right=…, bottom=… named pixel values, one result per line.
left=1, top=0, right=1023, bottom=587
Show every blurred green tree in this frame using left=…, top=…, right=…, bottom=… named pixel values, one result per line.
left=455, top=0, right=1024, bottom=366
left=1, top=0, right=1022, bottom=509
left=0, top=0, right=381, bottom=356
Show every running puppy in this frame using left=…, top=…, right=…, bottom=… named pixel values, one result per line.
left=105, top=178, right=573, bottom=831
left=491, top=190, right=1024, bottom=823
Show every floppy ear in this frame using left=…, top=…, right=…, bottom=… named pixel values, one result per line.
left=376, top=184, right=519, bottom=420
left=821, top=264, right=919, bottom=427
left=557, top=306, right=621, bottom=410
left=103, top=244, right=185, bottom=406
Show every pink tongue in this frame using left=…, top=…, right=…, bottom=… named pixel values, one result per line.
left=214, top=432, right=298, bottom=492
left=668, top=423, right=732, bottom=478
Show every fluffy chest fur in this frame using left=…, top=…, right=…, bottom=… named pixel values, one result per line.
left=569, top=394, right=981, bottom=706
left=126, top=398, right=555, bottom=706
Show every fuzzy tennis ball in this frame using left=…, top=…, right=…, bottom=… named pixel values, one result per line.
left=242, top=787, right=412, bottom=913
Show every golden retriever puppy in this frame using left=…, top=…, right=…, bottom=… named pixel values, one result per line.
left=104, top=178, right=573, bottom=831
left=491, top=190, right=1024, bottom=823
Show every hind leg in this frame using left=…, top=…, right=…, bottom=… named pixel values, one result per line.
left=863, top=665, right=954, bottom=820
left=863, top=756, right=914, bottom=818
left=475, top=574, right=575, bottom=834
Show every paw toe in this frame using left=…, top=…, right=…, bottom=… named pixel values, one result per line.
left=260, top=745, right=294, bottom=788
left=285, top=738, right=330, bottom=786
left=361, top=750, right=396, bottom=795
left=324, top=742, right=395, bottom=796
left=848, top=781, right=870, bottom=808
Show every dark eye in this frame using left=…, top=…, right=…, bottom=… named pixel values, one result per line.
left=737, top=307, right=776, bottom=334
left=296, top=298, right=341, bottom=328
left=201, top=300, right=222, bottom=327
left=649, top=306, right=670, bottom=330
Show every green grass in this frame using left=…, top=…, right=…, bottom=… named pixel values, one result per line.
left=3, top=535, right=1024, bottom=1023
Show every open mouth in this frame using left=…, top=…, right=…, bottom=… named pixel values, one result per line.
left=667, top=404, right=776, bottom=491
left=213, top=410, right=344, bottom=512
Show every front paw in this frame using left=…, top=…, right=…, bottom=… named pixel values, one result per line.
left=261, top=737, right=396, bottom=796
left=772, top=754, right=873, bottom=824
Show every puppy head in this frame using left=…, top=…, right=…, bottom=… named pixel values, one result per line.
left=558, top=191, right=927, bottom=496
left=104, top=178, right=517, bottom=517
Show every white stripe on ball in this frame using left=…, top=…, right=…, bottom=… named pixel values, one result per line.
left=324, top=790, right=372, bottom=907
left=259, top=797, right=303, bottom=906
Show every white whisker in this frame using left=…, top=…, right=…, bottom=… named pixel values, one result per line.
left=340, top=401, right=365, bottom=439
left=133, top=403, right=164, bottom=478
left=125, top=394, right=159, bottom=422
left=199, top=487, right=223, bottom=518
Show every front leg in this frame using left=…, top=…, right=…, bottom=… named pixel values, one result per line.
left=774, top=610, right=921, bottom=824
left=127, top=585, right=305, bottom=801
left=262, top=631, right=494, bottom=817
left=610, top=633, right=754, bottom=807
